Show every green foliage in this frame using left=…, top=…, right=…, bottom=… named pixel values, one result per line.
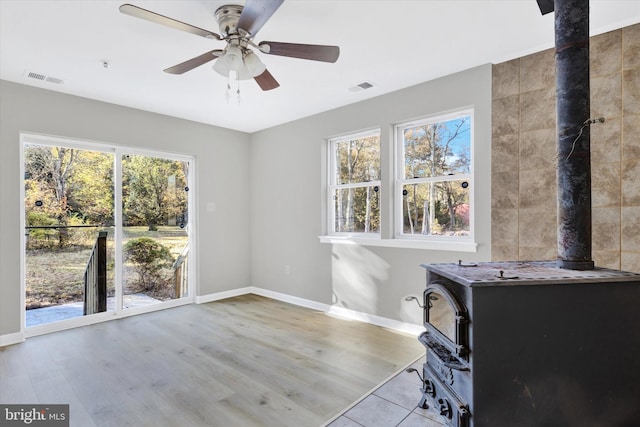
left=66, top=151, right=114, bottom=224
left=434, top=200, right=449, bottom=229
left=27, top=211, right=56, bottom=227
left=336, top=136, right=380, bottom=184
left=23, top=144, right=189, bottom=305
left=26, top=212, right=58, bottom=247
left=24, top=145, right=115, bottom=247
left=25, top=145, right=188, bottom=235
left=401, top=116, right=471, bottom=235
left=24, top=145, right=76, bottom=222
left=26, top=210, right=97, bottom=249
left=123, top=237, right=173, bottom=292
left=334, top=135, right=381, bottom=232
left=123, top=155, right=188, bottom=231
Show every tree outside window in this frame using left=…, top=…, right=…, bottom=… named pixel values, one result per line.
left=396, top=111, right=472, bottom=238
left=329, top=130, right=381, bottom=234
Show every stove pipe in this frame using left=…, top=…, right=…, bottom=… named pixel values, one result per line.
left=554, top=0, right=594, bottom=270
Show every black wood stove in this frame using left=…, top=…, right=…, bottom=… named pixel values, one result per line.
left=417, top=261, right=640, bottom=427
left=413, top=2, right=640, bottom=425
left=414, top=2, right=640, bottom=425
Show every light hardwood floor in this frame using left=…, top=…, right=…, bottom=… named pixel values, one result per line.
left=1, top=295, right=424, bottom=427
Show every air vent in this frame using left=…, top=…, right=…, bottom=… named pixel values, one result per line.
left=27, top=72, right=46, bottom=80
left=349, top=81, right=375, bottom=92
left=45, top=76, right=64, bottom=84
left=26, top=71, right=64, bottom=84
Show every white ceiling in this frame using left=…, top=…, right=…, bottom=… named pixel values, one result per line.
left=1, top=1, right=638, bottom=133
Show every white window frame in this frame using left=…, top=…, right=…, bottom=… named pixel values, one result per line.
left=320, top=109, right=477, bottom=252
left=19, top=132, right=196, bottom=337
left=327, top=129, right=381, bottom=237
left=394, top=108, right=475, bottom=244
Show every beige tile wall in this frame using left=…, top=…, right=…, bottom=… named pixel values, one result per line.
left=491, top=23, right=640, bottom=273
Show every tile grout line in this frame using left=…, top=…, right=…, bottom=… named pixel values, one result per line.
left=342, top=414, right=367, bottom=427
left=396, top=404, right=421, bottom=427
left=321, top=354, right=424, bottom=427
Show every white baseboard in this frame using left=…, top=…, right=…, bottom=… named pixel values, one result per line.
left=198, top=286, right=423, bottom=337
left=0, top=331, right=25, bottom=347
left=327, top=305, right=424, bottom=336
left=3, top=288, right=421, bottom=346
left=195, top=287, right=253, bottom=304
left=249, top=287, right=330, bottom=312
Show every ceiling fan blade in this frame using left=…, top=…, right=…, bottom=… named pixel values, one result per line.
left=259, top=41, right=340, bottom=63
left=163, top=50, right=223, bottom=75
left=254, top=69, right=280, bottom=91
left=237, top=0, right=284, bottom=37
left=119, top=3, right=220, bottom=40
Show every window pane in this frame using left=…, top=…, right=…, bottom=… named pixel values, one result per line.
left=122, top=154, right=190, bottom=306
left=401, top=181, right=470, bottom=236
left=335, top=135, right=380, bottom=184
left=403, top=116, right=471, bottom=179
left=24, top=144, right=115, bottom=326
left=334, top=186, right=380, bottom=233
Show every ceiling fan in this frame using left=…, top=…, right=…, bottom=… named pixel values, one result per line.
left=119, top=0, right=340, bottom=91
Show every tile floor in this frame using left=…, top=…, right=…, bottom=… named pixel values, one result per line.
left=324, top=357, right=447, bottom=427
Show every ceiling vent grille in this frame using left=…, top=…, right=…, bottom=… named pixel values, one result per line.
left=27, top=72, right=46, bottom=80
left=45, top=76, right=64, bottom=84
left=26, top=71, right=64, bottom=84
left=349, top=81, right=375, bottom=92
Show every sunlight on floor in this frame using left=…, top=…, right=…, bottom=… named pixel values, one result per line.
left=25, top=294, right=161, bottom=327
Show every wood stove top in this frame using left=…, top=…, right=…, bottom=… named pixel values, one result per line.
left=421, top=261, right=640, bottom=287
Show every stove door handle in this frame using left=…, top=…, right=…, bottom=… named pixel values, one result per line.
left=419, top=332, right=469, bottom=371
left=443, top=360, right=470, bottom=371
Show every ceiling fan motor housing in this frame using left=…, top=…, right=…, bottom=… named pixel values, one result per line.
left=214, top=5, right=243, bottom=38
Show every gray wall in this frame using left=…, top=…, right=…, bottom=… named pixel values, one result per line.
left=0, top=80, right=251, bottom=336
left=249, top=65, right=492, bottom=325
left=1, top=64, right=491, bottom=337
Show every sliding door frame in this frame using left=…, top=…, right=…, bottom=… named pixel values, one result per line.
left=20, top=132, right=197, bottom=338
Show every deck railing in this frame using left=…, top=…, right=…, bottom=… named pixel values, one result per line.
left=25, top=224, right=104, bottom=249
left=84, top=231, right=108, bottom=315
left=172, top=245, right=188, bottom=299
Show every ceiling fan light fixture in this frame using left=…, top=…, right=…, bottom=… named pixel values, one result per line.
left=242, top=51, right=266, bottom=78
left=215, top=48, right=266, bottom=81
left=224, top=45, right=244, bottom=71
left=212, top=54, right=231, bottom=76
left=213, top=44, right=244, bottom=77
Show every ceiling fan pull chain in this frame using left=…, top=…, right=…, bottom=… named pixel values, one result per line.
left=225, top=73, right=232, bottom=104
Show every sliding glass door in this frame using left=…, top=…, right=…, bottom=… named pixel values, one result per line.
left=121, top=154, right=190, bottom=309
left=24, top=143, right=115, bottom=327
left=22, top=135, right=194, bottom=330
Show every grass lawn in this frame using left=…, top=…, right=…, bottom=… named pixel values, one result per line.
left=25, top=226, right=188, bottom=309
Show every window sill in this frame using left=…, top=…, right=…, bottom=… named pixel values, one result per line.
left=318, top=235, right=478, bottom=252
